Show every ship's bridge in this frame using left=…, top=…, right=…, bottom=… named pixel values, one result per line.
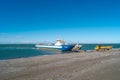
left=55, top=39, right=65, bottom=46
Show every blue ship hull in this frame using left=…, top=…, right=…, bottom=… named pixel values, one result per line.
left=36, top=45, right=75, bottom=51
left=59, top=45, right=74, bottom=51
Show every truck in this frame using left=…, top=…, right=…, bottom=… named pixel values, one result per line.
left=94, top=45, right=112, bottom=51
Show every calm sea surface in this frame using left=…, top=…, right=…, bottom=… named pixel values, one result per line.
left=0, top=44, right=120, bottom=60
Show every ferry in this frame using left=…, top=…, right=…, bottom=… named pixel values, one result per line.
left=35, top=39, right=82, bottom=51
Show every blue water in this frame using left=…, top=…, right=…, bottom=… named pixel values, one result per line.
left=0, top=44, right=63, bottom=60
left=0, top=44, right=120, bottom=60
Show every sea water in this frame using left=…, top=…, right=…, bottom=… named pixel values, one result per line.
left=0, top=44, right=62, bottom=60
left=0, top=44, right=120, bottom=60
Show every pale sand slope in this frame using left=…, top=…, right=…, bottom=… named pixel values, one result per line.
left=0, top=49, right=120, bottom=80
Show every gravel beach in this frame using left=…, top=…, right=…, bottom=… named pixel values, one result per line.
left=0, top=49, right=120, bottom=80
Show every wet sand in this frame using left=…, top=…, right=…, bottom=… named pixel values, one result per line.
left=0, top=49, right=120, bottom=80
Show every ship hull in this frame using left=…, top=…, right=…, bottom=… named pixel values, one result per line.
left=35, top=45, right=74, bottom=51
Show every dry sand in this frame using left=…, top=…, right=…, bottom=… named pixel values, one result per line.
left=0, top=49, right=120, bottom=80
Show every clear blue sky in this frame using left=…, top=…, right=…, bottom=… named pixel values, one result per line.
left=0, top=0, right=120, bottom=43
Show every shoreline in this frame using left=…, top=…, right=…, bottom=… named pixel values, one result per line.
left=0, top=49, right=120, bottom=80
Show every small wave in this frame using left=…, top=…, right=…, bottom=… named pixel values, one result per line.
left=0, top=47, right=36, bottom=50
left=42, top=55, right=49, bottom=56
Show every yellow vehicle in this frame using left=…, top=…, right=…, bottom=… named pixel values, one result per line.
left=94, top=45, right=112, bottom=51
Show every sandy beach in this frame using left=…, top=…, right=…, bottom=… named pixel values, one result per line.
left=0, top=49, right=120, bottom=80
